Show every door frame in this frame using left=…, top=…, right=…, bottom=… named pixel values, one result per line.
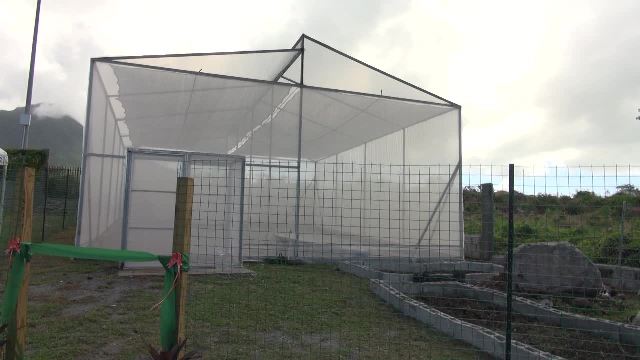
left=120, top=147, right=246, bottom=263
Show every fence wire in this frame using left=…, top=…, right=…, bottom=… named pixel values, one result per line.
left=3, top=163, right=640, bottom=359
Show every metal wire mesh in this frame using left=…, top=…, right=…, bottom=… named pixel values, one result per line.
left=4, top=163, right=640, bottom=359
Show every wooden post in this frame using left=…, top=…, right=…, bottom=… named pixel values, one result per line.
left=6, top=167, right=35, bottom=360
left=172, top=177, right=193, bottom=354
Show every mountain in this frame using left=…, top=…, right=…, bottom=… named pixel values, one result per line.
left=0, top=105, right=83, bottom=166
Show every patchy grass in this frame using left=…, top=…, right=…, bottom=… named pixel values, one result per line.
left=0, top=228, right=481, bottom=359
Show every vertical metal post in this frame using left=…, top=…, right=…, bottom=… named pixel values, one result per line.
left=120, top=150, right=134, bottom=250
left=618, top=200, right=626, bottom=266
left=62, top=167, right=70, bottom=229
left=75, top=61, right=96, bottom=246
left=293, top=38, right=305, bottom=258
left=505, top=163, right=515, bottom=360
left=20, top=0, right=43, bottom=149
left=401, top=129, right=406, bottom=246
left=238, top=158, right=246, bottom=264
left=458, top=108, right=464, bottom=259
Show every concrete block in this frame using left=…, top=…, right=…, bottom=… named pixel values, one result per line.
left=619, top=324, right=640, bottom=346
left=416, top=305, right=431, bottom=324
left=460, top=322, right=475, bottom=344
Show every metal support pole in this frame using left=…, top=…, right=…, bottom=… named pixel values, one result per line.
left=120, top=150, right=134, bottom=250
left=458, top=108, right=464, bottom=259
left=505, top=164, right=515, bottom=360
left=293, top=38, right=305, bottom=258
left=20, top=0, right=43, bottom=149
left=238, top=159, right=246, bottom=264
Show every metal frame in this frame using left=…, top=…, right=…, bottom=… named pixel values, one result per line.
left=95, top=48, right=301, bottom=62
left=97, top=59, right=457, bottom=108
left=458, top=109, right=464, bottom=259
left=100, top=59, right=293, bottom=87
left=293, top=37, right=305, bottom=258
left=75, top=60, right=95, bottom=246
left=417, top=161, right=461, bottom=245
left=79, top=34, right=464, bottom=261
left=120, top=149, right=136, bottom=250
left=301, top=34, right=459, bottom=107
left=120, top=147, right=246, bottom=261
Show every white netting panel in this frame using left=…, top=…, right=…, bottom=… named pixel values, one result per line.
left=302, top=38, right=451, bottom=105
left=116, top=50, right=300, bottom=82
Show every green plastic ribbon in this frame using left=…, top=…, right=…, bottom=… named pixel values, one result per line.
left=0, top=243, right=189, bottom=352
left=0, top=244, right=31, bottom=326
left=29, top=243, right=160, bottom=263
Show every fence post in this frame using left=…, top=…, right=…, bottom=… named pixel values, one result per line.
left=172, top=176, right=193, bottom=355
left=480, top=183, right=495, bottom=260
left=62, top=167, right=70, bottom=229
left=40, top=166, right=49, bottom=242
left=618, top=200, right=625, bottom=266
left=6, top=167, right=35, bottom=360
left=505, top=164, right=514, bottom=360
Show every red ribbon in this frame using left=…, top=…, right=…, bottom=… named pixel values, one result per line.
left=5, top=237, right=21, bottom=256
left=150, top=252, right=183, bottom=311
left=167, top=252, right=183, bottom=272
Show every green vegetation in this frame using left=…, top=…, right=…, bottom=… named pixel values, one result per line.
left=464, top=184, right=640, bottom=265
left=3, top=149, right=49, bottom=169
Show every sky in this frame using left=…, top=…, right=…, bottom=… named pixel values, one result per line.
left=1, top=0, right=640, bottom=166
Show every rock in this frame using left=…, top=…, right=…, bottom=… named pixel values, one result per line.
left=513, top=242, right=603, bottom=297
left=633, top=311, right=640, bottom=326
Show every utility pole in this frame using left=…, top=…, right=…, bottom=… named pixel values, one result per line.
left=20, top=0, right=43, bottom=149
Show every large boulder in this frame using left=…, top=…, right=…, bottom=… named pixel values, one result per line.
left=513, top=242, right=603, bottom=297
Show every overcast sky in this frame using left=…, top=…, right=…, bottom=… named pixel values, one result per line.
left=2, top=0, right=639, bottom=165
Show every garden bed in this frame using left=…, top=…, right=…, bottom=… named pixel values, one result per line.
left=417, top=295, right=640, bottom=359
left=471, top=274, right=640, bottom=323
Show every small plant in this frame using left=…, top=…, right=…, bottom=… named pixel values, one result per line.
left=139, top=335, right=201, bottom=360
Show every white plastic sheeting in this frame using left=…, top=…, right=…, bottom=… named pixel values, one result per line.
left=77, top=35, right=462, bottom=262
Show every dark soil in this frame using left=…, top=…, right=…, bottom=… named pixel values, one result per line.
left=417, top=296, right=640, bottom=360
left=473, top=275, right=640, bottom=323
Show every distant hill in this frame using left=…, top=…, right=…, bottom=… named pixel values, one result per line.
left=0, top=105, right=83, bottom=166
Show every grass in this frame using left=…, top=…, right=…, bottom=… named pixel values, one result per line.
left=0, top=228, right=481, bottom=359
